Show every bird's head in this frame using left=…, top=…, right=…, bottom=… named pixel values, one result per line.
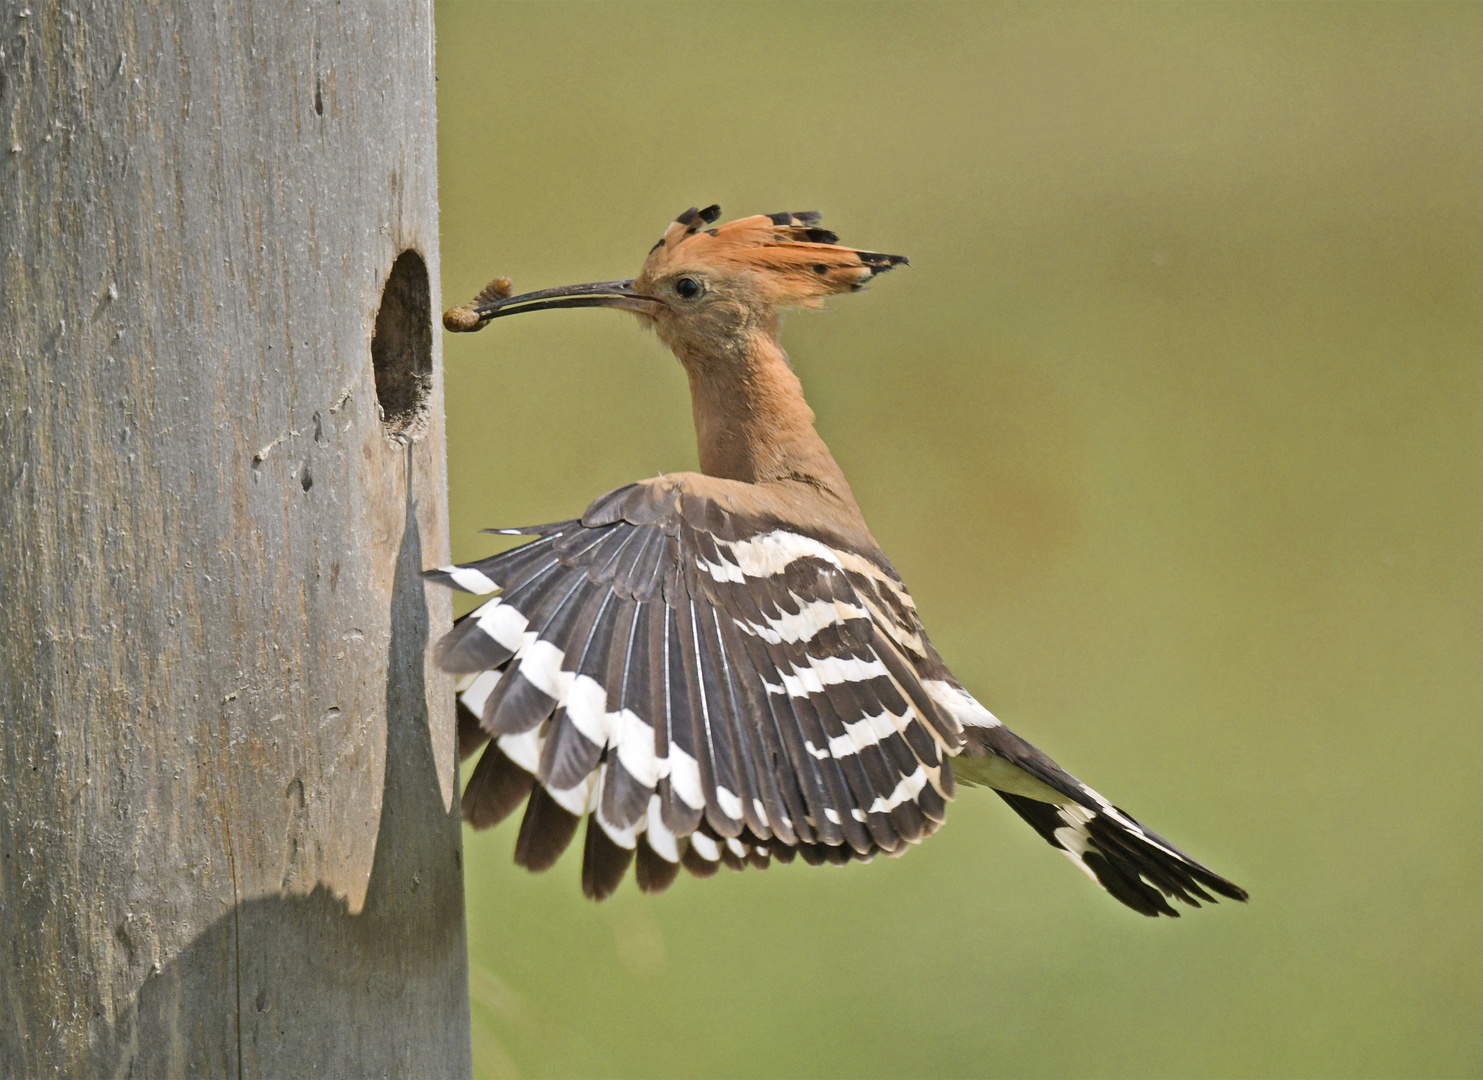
left=449, top=205, right=906, bottom=359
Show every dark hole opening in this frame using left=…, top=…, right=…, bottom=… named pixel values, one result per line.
left=371, top=249, right=433, bottom=439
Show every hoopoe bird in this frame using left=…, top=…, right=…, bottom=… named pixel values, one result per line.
left=429, top=206, right=1247, bottom=916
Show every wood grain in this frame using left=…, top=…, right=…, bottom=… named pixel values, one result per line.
left=0, top=3, right=471, bottom=1075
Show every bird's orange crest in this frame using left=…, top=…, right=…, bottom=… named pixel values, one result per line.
left=638, top=205, right=908, bottom=309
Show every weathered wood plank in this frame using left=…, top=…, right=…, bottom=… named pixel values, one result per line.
left=0, top=3, right=471, bottom=1076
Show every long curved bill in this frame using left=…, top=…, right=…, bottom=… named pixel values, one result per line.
left=443, top=279, right=663, bottom=332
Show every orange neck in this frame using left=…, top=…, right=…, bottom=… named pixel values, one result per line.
left=673, top=328, right=858, bottom=504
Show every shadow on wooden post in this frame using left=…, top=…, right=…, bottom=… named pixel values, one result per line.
left=101, top=469, right=467, bottom=1076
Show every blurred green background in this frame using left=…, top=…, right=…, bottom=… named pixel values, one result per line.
left=433, top=4, right=1483, bottom=1077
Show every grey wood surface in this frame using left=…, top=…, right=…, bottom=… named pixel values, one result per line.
left=0, top=3, right=472, bottom=1076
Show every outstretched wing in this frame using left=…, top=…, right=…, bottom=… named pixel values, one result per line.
left=424, top=476, right=963, bottom=899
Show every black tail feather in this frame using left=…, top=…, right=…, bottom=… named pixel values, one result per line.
left=997, top=791, right=1246, bottom=918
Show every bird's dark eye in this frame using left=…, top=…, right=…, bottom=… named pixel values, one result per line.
left=674, top=276, right=702, bottom=300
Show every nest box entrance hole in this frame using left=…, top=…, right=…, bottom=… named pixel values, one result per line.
left=371, top=249, right=433, bottom=438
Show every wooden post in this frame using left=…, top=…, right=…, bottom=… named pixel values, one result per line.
left=0, top=4, right=472, bottom=1076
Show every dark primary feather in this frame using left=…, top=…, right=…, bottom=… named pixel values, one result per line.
left=462, top=735, right=535, bottom=832
left=582, top=812, right=634, bottom=901
left=514, top=786, right=581, bottom=874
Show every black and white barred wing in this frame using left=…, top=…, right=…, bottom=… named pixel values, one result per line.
left=423, top=480, right=964, bottom=898
left=676, top=509, right=965, bottom=856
